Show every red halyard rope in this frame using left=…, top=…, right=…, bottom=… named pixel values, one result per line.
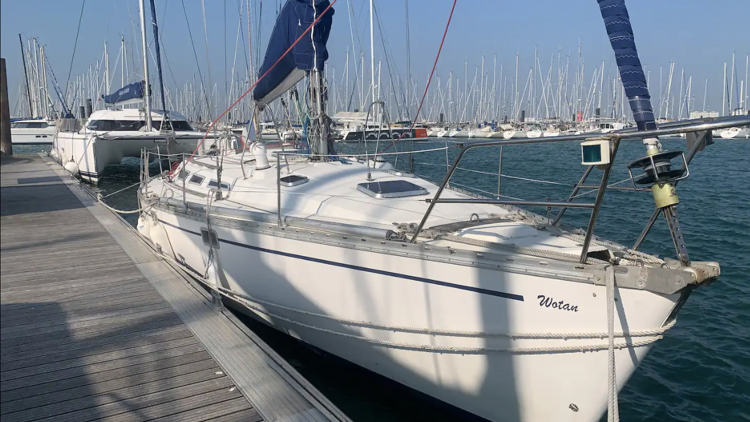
left=173, top=0, right=338, bottom=174
left=380, top=0, right=457, bottom=153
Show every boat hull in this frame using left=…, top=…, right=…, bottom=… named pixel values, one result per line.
left=146, top=207, right=680, bottom=422
left=54, top=132, right=200, bottom=182
left=10, top=128, right=55, bottom=145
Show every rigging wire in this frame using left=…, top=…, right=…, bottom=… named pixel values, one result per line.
left=181, top=0, right=212, bottom=119
left=380, top=0, right=457, bottom=153
left=172, top=0, right=339, bottom=176
left=63, top=0, right=87, bottom=114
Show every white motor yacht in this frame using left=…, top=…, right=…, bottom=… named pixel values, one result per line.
left=10, top=118, right=56, bottom=145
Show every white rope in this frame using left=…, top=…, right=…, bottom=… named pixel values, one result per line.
left=100, top=181, right=142, bottom=199
left=216, top=286, right=674, bottom=339
left=606, top=264, right=620, bottom=422
left=214, top=286, right=663, bottom=354
left=96, top=199, right=144, bottom=214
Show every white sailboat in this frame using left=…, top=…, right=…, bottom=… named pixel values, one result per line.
left=135, top=1, right=747, bottom=421
left=717, top=126, right=750, bottom=139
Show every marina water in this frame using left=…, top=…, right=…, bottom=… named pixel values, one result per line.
left=17, top=138, right=749, bottom=421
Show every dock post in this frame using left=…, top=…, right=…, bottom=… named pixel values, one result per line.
left=0, top=58, right=12, bottom=156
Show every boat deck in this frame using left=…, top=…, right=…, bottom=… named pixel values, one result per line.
left=0, top=155, right=348, bottom=422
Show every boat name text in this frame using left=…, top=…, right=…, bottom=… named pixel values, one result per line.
left=537, top=295, right=578, bottom=312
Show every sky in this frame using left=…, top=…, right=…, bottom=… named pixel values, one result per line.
left=1, top=0, right=748, bottom=117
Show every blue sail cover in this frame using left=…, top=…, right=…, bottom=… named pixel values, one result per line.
left=103, top=81, right=146, bottom=104
left=597, top=0, right=656, bottom=131
left=253, top=0, right=334, bottom=103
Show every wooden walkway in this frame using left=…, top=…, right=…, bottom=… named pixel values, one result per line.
left=0, top=155, right=348, bottom=422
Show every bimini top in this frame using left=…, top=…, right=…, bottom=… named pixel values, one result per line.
left=253, top=0, right=334, bottom=105
left=103, top=81, right=149, bottom=105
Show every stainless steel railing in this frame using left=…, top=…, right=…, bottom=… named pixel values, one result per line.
left=408, top=114, right=750, bottom=264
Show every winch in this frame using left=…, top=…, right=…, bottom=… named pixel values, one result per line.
left=627, top=139, right=692, bottom=266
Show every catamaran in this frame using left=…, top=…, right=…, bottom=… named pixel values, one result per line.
left=52, top=0, right=214, bottom=183
left=51, top=83, right=211, bottom=183
left=134, top=1, right=749, bottom=421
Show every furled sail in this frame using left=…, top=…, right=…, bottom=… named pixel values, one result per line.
left=597, top=0, right=656, bottom=131
left=103, top=81, right=147, bottom=105
left=253, top=0, right=334, bottom=105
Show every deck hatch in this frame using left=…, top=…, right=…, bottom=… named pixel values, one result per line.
left=357, top=180, right=429, bottom=199
left=208, top=179, right=232, bottom=190
left=188, top=174, right=205, bottom=185
left=280, top=174, right=309, bottom=187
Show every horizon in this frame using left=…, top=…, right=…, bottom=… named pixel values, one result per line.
left=1, top=0, right=748, bottom=120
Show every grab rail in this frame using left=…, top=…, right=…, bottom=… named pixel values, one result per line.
left=408, top=114, right=750, bottom=264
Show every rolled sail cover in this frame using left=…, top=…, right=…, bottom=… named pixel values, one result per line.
left=597, top=0, right=656, bottom=131
left=253, top=0, right=334, bottom=105
left=103, top=80, right=146, bottom=105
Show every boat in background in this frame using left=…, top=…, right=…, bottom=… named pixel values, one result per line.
left=717, top=126, right=750, bottom=139
left=10, top=118, right=56, bottom=144
left=52, top=106, right=212, bottom=182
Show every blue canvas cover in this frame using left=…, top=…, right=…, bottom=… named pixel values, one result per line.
left=103, top=81, right=147, bottom=104
left=253, top=0, right=334, bottom=103
left=597, top=0, right=656, bottom=131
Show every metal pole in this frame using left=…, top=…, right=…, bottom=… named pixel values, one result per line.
left=632, top=208, right=660, bottom=250
left=369, top=0, right=376, bottom=107
left=496, top=145, right=503, bottom=198
left=429, top=199, right=596, bottom=208
left=1, top=58, right=12, bottom=156
left=552, top=165, right=593, bottom=226
left=277, top=153, right=283, bottom=226
left=579, top=140, right=620, bottom=263
left=18, top=35, right=33, bottom=117
left=411, top=146, right=470, bottom=243
left=138, top=0, right=153, bottom=130
left=633, top=129, right=709, bottom=251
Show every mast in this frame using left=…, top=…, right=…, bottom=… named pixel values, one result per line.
left=514, top=53, right=519, bottom=121
left=201, top=0, right=213, bottom=117
left=121, top=35, right=126, bottom=88
left=18, top=35, right=33, bottom=117
left=404, top=0, right=411, bottom=119
left=722, top=61, right=727, bottom=116
left=148, top=0, right=169, bottom=120
left=104, top=42, right=110, bottom=94
left=729, top=51, right=735, bottom=113
left=41, top=45, right=49, bottom=117
left=702, top=78, right=708, bottom=112
left=32, top=38, right=40, bottom=117
left=369, top=0, right=376, bottom=123
left=138, top=0, right=152, bottom=130
left=345, top=49, right=349, bottom=111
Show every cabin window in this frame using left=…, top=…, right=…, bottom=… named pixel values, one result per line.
left=153, top=120, right=194, bottom=131
left=177, top=169, right=190, bottom=180
left=12, top=122, right=49, bottom=129
left=207, top=179, right=232, bottom=190
left=188, top=174, right=205, bottom=185
left=87, top=120, right=144, bottom=131
left=357, top=180, right=429, bottom=199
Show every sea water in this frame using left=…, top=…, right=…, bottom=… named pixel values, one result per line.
left=15, top=138, right=749, bottom=421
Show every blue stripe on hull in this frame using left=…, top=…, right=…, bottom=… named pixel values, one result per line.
left=160, top=219, right=525, bottom=302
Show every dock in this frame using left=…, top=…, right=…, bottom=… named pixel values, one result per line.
left=0, top=154, right=350, bottom=422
